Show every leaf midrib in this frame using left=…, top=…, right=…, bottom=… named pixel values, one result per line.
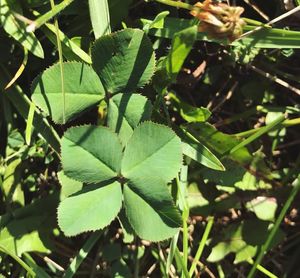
left=64, top=184, right=122, bottom=234
left=126, top=184, right=181, bottom=227
left=64, top=136, right=117, bottom=176
left=35, top=92, right=103, bottom=96
left=110, top=98, right=135, bottom=130
left=123, top=136, right=175, bottom=175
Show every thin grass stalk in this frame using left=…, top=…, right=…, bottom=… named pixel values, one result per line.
left=63, top=231, right=102, bottom=278
left=5, top=47, right=28, bottom=90
left=49, top=0, right=66, bottom=124
left=0, top=246, right=35, bottom=277
left=247, top=176, right=300, bottom=278
left=27, top=0, right=75, bottom=32
left=175, top=247, right=191, bottom=278
left=189, top=216, right=214, bottom=276
left=233, top=117, right=300, bottom=137
left=247, top=259, right=278, bottom=278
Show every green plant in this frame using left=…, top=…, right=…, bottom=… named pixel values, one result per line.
left=31, top=28, right=184, bottom=241
left=2, top=0, right=300, bottom=277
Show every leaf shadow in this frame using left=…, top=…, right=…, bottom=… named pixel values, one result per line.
left=123, top=32, right=153, bottom=93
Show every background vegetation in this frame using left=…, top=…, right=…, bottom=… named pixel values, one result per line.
left=0, top=0, right=300, bottom=277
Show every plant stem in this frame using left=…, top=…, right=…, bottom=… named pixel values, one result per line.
left=0, top=247, right=35, bottom=277
left=247, top=176, right=300, bottom=278
left=175, top=166, right=189, bottom=278
left=133, top=237, right=140, bottom=278
left=233, top=117, right=300, bottom=137
left=175, top=247, right=191, bottom=278
left=49, top=0, right=66, bottom=124
left=238, top=5, right=300, bottom=40
left=63, top=231, right=102, bottom=278
left=189, top=216, right=214, bottom=276
left=153, top=0, right=194, bottom=10
left=247, top=259, right=278, bottom=278
left=182, top=209, right=189, bottom=271
left=27, top=0, right=75, bottom=32
left=166, top=232, right=179, bottom=274
left=5, top=47, right=28, bottom=90
left=229, top=114, right=286, bottom=154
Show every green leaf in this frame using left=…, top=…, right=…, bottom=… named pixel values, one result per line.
left=61, top=125, right=122, bottom=184
left=246, top=197, right=277, bottom=221
left=0, top=192, right=59, bottom=230
left=57, top=170, right=83, bottom=200
left=200, top=159, right=271, bottom=192
left=92, top=28, right=155, bottom=94
left=0, top=0, right=44, bottom=58
left=23, top=253, right=52, bottom=278
left=107, top=93, right=153, bottom=145
left=234, top=245, right=257, bottom=264
left=0, top=247, right=36, bottom=277
left=142, top=11, right=170, bottom=31
left=122, top=122, right=182, bottom=184
left=172, top=125, right=225, bottom=170
left=165, top=25, right=197, bottom=79
left=181, top=141, right=224, bottom=171
left=169, top=93, right=211, bottom=123
left=186, top=122, right=252, bottom=164
left=2, top=158, right=24, bottom=207
left=118, top=209, right=135, bottom=243
left=89, top=0, right=111, bottom=38
left=0, top=68, right=61, bottom=153
left=153, top=25, right=197, bottom=90
left=123, top=181, right=181, bottom=241
left=207, top=220, right=284, bottom=263
left=57, top=182, right=122, bottom=236
left=41, top=22, right=92, bottom=64
left=0, top=216, right=50, bottom=256
left=31, top=62, right=104, bottom=124
left=207, top=222, right=251, bottom=263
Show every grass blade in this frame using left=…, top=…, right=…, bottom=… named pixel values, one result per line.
left=27, top=0, right=75, bottom=32
left=166, top=232, right=179, bottom=274
left=233, top=117, right=300, bottom=137
left=63, top=231, right=102, bottom=278
left=144, top=17, right=300, bottom=49
left=0, top=246, right=35, bottom=277
left=42, top=23, right=92, bottom=64
left=25, top=102, right=35, bottom=145
left=178, top=127, right=225, bottom=171
left=174, top=247, right=191, bottom=278
left=88, top=0, right=111, bottom=38
left=230, top=114, right=286, bottom=154
left=5, top=47, right=28, bottom=90
left=50, top=0, right=66, bottom=124
left=247, top=259, right=278, bottom=278
left=0, top=0, right=44, bottom=58
left=23, top=253, right=52, bottom=278
left=247, top=175, right=300, bottom=278
left=189, top=216, right=214, bottom=276
left=31, top=10, right=91, bottom=64
left=0, top=66, right=61, bottom=154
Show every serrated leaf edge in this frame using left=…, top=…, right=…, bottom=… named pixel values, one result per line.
left=56, top=191, right=122, bottom=237
left=123, top=185, right=181, bottom=242
left=91, top=28, right=156, bottom=94
left=60, top=124, right=123, bottom=184
left=31, top=61, right=102, bottom=125
left=122, top=120, right=183, bottom=184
